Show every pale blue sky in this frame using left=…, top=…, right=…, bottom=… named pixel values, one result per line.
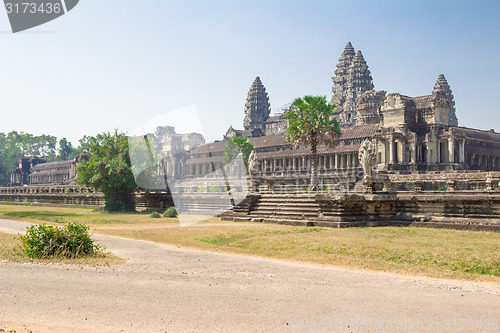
left=0, top=0, right=499, bottom=144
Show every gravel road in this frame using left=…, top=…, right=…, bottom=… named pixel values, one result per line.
left=1, top=219, right=499, bottom=333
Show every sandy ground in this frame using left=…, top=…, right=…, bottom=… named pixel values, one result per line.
left=0, top=219, right=499, bottom=333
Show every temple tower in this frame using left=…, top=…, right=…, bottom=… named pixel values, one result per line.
left=243, top=76, right=270, bottom=132
left=331, top=42, right=355, bottom=108
left=331, top=43, right=374, bottom=126
left=432, top=74, right=458, bottom=126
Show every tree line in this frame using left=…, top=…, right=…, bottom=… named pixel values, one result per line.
left=0, top=131, right=92, bottom=186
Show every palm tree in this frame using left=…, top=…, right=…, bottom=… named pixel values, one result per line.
left=285, top=96, right=341, bottom=191
left=223, top=136, right=255, bottom=170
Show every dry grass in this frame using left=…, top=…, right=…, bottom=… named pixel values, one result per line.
left=0, top=204, right=499, bottom=282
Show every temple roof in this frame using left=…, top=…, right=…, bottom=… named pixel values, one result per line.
left=413, top=95, right=434, bottom=109
left=30, top=160, right=74, bottom=171
left=339, top=124, right=380, bottom=139
left=188, top=124, right=379, bottom=157
left=452, top=126, right=500, bottom=142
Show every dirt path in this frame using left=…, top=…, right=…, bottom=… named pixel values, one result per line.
left=0, top=220, right=499, bottom=333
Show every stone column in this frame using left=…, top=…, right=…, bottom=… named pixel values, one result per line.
left=459, top=139, right=465, bottom=163
left=389, top=137, right=394, bottom=164
left=411, top=143, right=417, bottom=164
left=334, top=154, right=338, bottom=169
left=448, top=137, right=455, bottom=163
left=399, top=140, right=405, bottom=164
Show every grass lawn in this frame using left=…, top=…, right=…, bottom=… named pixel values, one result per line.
left=0, top=204, right=499, bottom=283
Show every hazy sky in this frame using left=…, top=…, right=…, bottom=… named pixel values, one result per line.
left=0, top=0, right=499, bottom=145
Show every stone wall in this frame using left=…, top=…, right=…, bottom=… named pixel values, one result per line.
left=0, top=186, right=175, bottom=212
left=224, top=192, right=500, bottom=232
left=0, top=186, right=104, bottom=207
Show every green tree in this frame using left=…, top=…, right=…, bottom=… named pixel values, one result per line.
left=76, top=132, right=138, bottom=211
left=0, top=133, right=10, bottom=185
left=285, top=95, right=341, bottom=191
left=223, top=136, right=255, bottom=169
left=58, top=138, right=74, bottom=161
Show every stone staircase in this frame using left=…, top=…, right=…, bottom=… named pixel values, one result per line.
left=230, top=193, right=320, bottom=226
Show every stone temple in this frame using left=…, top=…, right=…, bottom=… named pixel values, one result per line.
left=11, top=42, right=500, bottom=189
left=174, top=42, right=500, bottom=189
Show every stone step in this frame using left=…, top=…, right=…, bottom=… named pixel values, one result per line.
left=248, top=215, right=318, bottom=221
left=255, top=201, right=319, bottom=207
left=253, top=209, right=319, bottom=215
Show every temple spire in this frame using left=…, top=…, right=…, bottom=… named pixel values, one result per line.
left=432, top=74, right=458, bottom=126
left=331, top=44, right=375, bottom=125
left=243, top=76, right=270, bottom=132
left=331, top=42, right=356, bottom=107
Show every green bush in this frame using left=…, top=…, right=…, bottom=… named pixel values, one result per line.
left=197, top=187, right=206, bottom=193
left=150, top=211, right=162, bottom=218
left=163, top=206, right=178, bottom=218
left=209, top=186, right=221, bottom=192
left=17, top=222, right=103, bottom=259
left=438, top=187, right=445, bottom=192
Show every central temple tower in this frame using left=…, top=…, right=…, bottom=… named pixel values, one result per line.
left=330, top=42, right=374, bottom=125
left=243, top=76, right=270, bottom=132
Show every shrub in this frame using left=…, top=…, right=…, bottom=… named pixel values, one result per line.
left=163, top=206, right=178, bottom=218
left=150, top=211, right=162, bottom=218
left=209, top=186, right=221, bottom=193
left=197, top=187, right=206, bottom=193
left=438, top=187, right=445, bottom=192
left=17, top=222, right=103, bottom=259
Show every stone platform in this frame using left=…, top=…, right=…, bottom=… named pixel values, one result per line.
left=222, top=192, right=500, bottom=232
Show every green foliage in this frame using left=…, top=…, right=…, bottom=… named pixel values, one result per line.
left=76, top=132, right=138, bottom=212
left=209, top=186, right=221, bottom=192
left=286, top=96, right=341, bottom=191
left=197, top=187, right=206, bottom=193
left=58, top=138, right=74, bottom=161
left=17, top=222, right=103, bottom=259
left=223, top=136, right=255, bottom=169
left=438, top=187, right=445, bottom=192
left=163, top=206, right=178, bottom=218
left=150, top=211, right=162, bottom=218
